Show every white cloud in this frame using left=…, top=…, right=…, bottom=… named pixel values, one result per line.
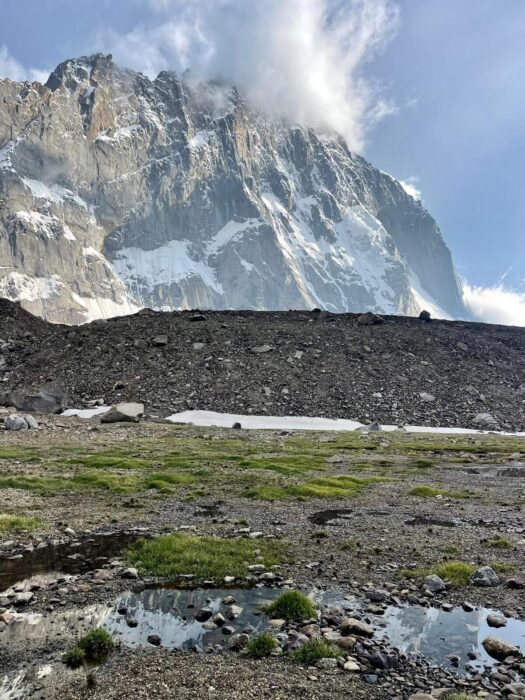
left=0, top=45, right=48, bottom=83
left=103, top=0, right=400, bottom=151
left=462, top=282, right=525, bottom=327
left=399, top=176, right=421, bottom=201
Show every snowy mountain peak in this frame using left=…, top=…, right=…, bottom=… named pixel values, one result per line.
left=0, top=55, right=466, bottom=323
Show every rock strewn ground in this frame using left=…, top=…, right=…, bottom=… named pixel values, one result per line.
left=1, top=301, right=524, bottom=431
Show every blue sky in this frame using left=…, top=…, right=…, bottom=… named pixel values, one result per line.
left=0, top=0, right=524, bottom=321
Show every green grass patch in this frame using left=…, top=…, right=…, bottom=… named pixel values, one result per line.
left=401, top=561, right=475, bottom=587
left=144, top=472, right=199, bottom=493
left=245, top=632, right=277, bottom=658
left=442, top=545, right=461, bottom=555
left=408, top=485, right=472, bottom=499
left=292, top=638, right=342, bottom=664
left=341, top=538, right=359, bottom=551
left=486, top=537, right=512, bottom=549
left=242, top=485, right=290, bottom=501
left=238, top=455, right=325, bottom=475
left=264, top=591, right=317, bottom=622
left=0, top=513, right=41, bottom=533
left=490, top=561, right=517, bottom=573
left=410, top=458, right=434, bottom=469
left=72, top=472, right=141, bottom=493
left=126, top=533, right=287, bottom=582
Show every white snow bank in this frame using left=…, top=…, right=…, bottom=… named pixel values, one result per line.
left=165, top=410, right=525, bottom=436
left=62, top=406, right=111, bottom=418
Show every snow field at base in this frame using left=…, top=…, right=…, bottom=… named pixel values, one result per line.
left=61, top=408, right=525, bottom=437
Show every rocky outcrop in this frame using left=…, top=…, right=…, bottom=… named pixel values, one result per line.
left=0, top=54, right=467, bottom=323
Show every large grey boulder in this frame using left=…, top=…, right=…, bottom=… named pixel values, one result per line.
left=0, top=386, right=68, bottom=414
left=101, top=403, right=144, bottom=424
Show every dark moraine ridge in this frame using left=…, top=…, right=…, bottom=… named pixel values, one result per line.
left=0, top=299, right=524, bottom=430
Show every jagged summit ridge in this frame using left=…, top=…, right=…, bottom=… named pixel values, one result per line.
left=0, top=54, right=466, bottom=323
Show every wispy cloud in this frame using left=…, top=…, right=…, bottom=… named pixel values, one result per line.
left=0, top=45, right=48, bottom=83
left=399, top=176, right=421, bottom=201
left=102, top=0, right=400, bottom=151
left=462, top=282, right=525, bottom=327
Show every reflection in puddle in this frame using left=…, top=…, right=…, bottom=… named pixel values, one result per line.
left=379, top=604, right=525, bottom=670
left=3, top=588, right=280, bottom=651
left=0, top=531, right=147, bottom=593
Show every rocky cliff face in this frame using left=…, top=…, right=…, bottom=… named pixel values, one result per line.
left=0, top=54, right=467, bottom=324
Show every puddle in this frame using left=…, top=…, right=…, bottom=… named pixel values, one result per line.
left=404, top=515, right=461, bottom=528
left=308, top=509, right=353, bottom=526
left=378, top=604, right=525, bottom=671
left=2, top=587, right=280, bottom=652
left=0, top=530, right=147, bottom=593
left=319, top=592, right=525, bottom=674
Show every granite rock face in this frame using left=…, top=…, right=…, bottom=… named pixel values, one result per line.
left=0, top=54, right=467, bottom=324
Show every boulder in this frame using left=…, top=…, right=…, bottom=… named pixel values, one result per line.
left=340, top=617, right=374, bottom=638
left=1, top=385, right=68, bottom=414
left=482, top=636, right=519, bottom=659
left=4, top=415, right=30, bottom=431
left=471, top=566, right=500, bottom=587
left=419, top=310, right=431, bottom=322
left=423, top=574, right=446, bottom=593
left=473, top=412, right=499, bottom=430
left=357, top=312, right=383, bottom=326
left=101, top=403, right=144, bottom=424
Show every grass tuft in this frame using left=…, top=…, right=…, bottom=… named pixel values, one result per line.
left=292, top=638, right=342, bottom=664
left=77, top=628, right=114, bottom=662
left=264, top=591, right=317, bottom=622
left=63, top=646, right=86, bottom=669
left=245, top=632, right=278, bottom=658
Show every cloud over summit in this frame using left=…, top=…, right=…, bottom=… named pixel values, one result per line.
left=104, top=0, right=399, bottom=150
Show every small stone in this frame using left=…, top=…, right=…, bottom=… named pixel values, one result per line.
left=152, top=335, right=168, bottom=347
left=419, top=392, right=435, bottom=403
left=486, top=613, right=507, bottom=628
left=423, top=575, right=446, bottom=593
left=121, top=567, right=139, bottom=580
left=147, top=634, right=162, bottom=646
left=251, top=344, right=273, bottom=354
left=343, top=659, right=360, bottom=672
left=316, top=657, right=338, bottom=670
left=340, top=617, right=374, bottom=638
